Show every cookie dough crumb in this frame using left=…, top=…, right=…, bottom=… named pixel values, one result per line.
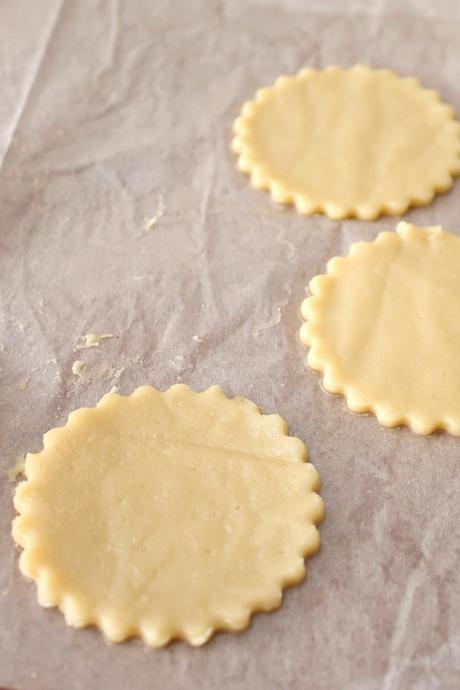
left=144, top=194, right=165, bottom=230
left=72, top=361, right=122, bottom=386
left=17, top=375, right=29, bottom=391
left=77, top=333, right=114, bottom=350
left=11, top=318, right=26, bottom=333
left=192, top=335, right=203, bottom=342
left=137, top=194, right=166, bottom=237
left=32, top=177, right=44, bottom=190
left=7, top=455, right=26, bottom=482
left=108, top=385, right=119, bottom=394
left=72, top=360, right=88, bottom=378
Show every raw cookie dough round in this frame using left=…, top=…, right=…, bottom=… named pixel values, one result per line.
left=12, top=384, right=324, bottom=646
left=300, top=222, right=460, bottom=435
left=233, top=66, right=460, bottom=220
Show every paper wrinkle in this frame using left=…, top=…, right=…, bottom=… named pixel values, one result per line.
left=95, top=0, right=121, bottom=80
left=0, top=0, right=64, bottom=174
left=382, top=560, right=425, bottom=690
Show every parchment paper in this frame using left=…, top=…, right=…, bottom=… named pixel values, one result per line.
left=1, top=1, right=460, bottom=689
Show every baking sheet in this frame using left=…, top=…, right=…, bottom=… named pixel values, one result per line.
left=1, top=1, right=460, bottom=688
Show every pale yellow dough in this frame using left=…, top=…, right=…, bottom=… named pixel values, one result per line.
left=233, top=66, right=460, bottom=220
left=300, top=223, right=460, bottom=435
left=12, top=384, right=324, bottom=646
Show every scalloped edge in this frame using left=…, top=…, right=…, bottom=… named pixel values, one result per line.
left=232, top=65, right=460, bottom=220
left=299, top=222, right=460, bottom=435
left=12, top=384, right=325, bottom=647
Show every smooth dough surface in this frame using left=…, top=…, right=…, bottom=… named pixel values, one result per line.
left=233, top=66, right=460, bottom=220
left=12, top=385, right=324, bottom=646
left=300, top=222, right=460, bottom=435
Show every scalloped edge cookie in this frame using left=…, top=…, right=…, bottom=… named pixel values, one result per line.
left=232, top=65, right=460, bottom=220
left=300, top=222, right=460, bottom=435
left=12, top=384, right=325, bottom=646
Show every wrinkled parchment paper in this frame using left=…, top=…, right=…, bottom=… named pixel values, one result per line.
left=2, top=1, right=460, bottom=689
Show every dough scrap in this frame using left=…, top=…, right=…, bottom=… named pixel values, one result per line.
left=233, top=66, right=460, bottom=220
left=71, top=360, right=88, bottom=377
left=76, top=333, right=114, bottom=350
left=12, top=384, right=324, bottom=646
left=300, top=222, right=460, bottom=435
